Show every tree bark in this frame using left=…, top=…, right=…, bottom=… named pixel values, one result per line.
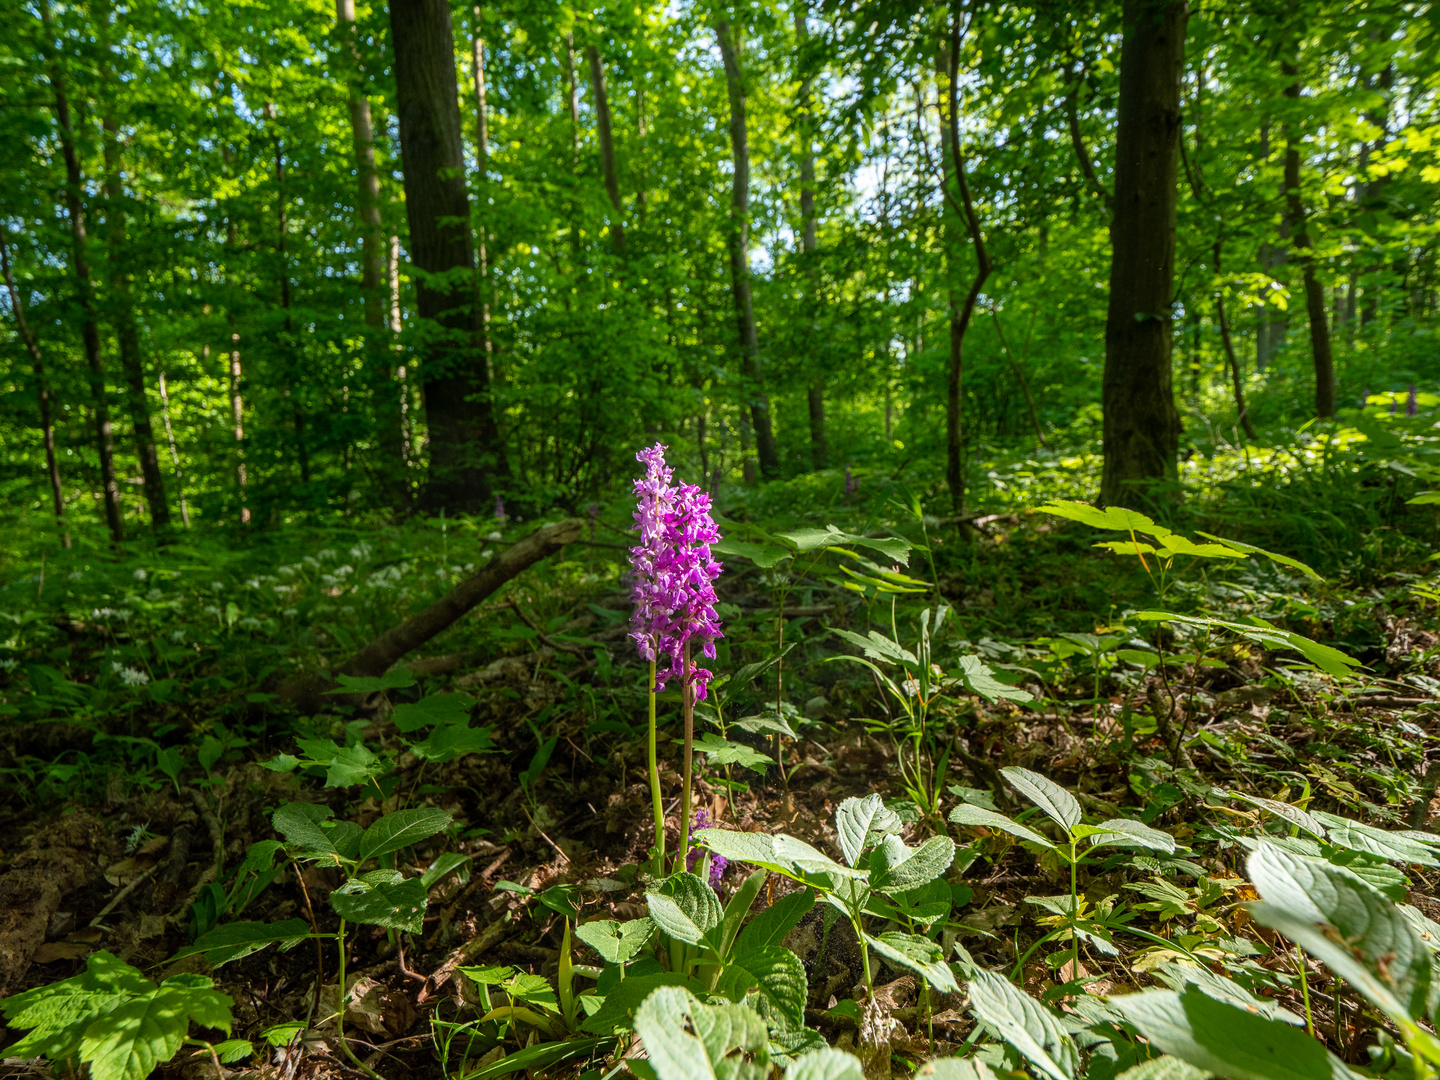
left=939, top=11, right=992, bottom=518
left=586, top=45, right=625, bottom=250
left=102, top=116, right=171, bottom=532
left=156, top=371, right=189, bottom=527
left=42, top=9, right=125, bottom=541
left=0, top=231, right=70, bottom=548
left=795, top=5, right=825, bottom=472
left=1282, top=63, right=1335, bottom=419
left=389, top=0, right=506, bottom=511
left=268, top=112, right=310, bottom=486
left=1099, top=0, right=1186, bottom=508
left=716, top=19, right=780, bottom=481
left=471, top=8, right=495, bottom=386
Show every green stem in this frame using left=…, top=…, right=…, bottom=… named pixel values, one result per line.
left=676, top=644, right=694, bottom=874
left=1069, top=840, right=1080, bottom=987
left=335, top=918, right=386, bottom=1080
left=856, top=918, right=874, bottom=995
left=647, top=662, right=664, bottom=877
left=1296, top=945, right=1315, bottom=1039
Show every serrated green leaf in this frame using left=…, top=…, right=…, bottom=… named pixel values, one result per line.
left=735, top=890, right=815, bottom=956
left=634, top=986, right=770, bottom=1080
left=358, top=807, right=452, bottom=862
left=1109, top=987, right=1364, bottom=1080
left=694, top=828, right=865, bottom=883
left=391, top=692, right=472, bottom=732
left=723, top=943, right=808, bottom=1029
left=786, top=1047, right=865, bottom=1080
left=915, top=1060, right=997, bottom=1080
left=581, top=973, right=696, bottom=1035
left=1114, top=1055, right=1212, bottom=1080
left=271, top=802, right=340, bottom=858
left=78, top=978, right=233, bottom=1080
left=1037, top=501, right=1163, bottom=536
left=1223, top=792, right=1327, bottom=839
left=694, top=732, right=772, bottom=771
left=1, top=952, right=154, bottom=1062
left=831, top=627, right=918, bottom=666
left=329, top=669, right=416, bottom=694
left=949, top=803, right=1056, bottom=849
left=967, top=968, right=1077, bottom=1080
left=1001, top=767, right=1081, bottom=833
left=955, top=655, right=1032, bottom=703
left=409, top=721, right=496, bottom=761
left=712, top=537, right=793, bottom=568
left=212, top=1039, right=254, bottom=1063
left=731, top=713, right=800, bottom=739
left=873, top=835, right=956, bottom=894
left=1085, top=818, right=1177, bottom=853
left=835, top=794, right=903, bottom=867
left=574, top=917, right=655, bottom=964
left=647, top=873, right=723, bottom=947
left=329, top=875, right=427, bottom=933
left=1312, top=811, right=1440, bottom=868
left=867, top=932, right=959, bottom=993
left=1195, top=533, right=1322, bottom=580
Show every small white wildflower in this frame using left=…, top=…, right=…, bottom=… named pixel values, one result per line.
left=133, top=568, right=148, bottom=581
left=119, top=666, right=149, bottom=687
left=349, top=542, right=373, bottom=561
left=238, top=617, right=262, bottom=630
left=170, top=629, right=186, bottom=643
left=487, top=530, right=502, bottom=541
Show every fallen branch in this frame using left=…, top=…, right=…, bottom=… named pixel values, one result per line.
left=281, top=518, right=583, bottom=709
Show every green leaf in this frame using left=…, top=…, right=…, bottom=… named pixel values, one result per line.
left=329, top=875, right=428, bottom=933
left=581, top=972, right=695, bottom=1035
left=873, top=835, right=956, bottom=894
left=722, top=943, right=809, bottom=1029
left=421, top=852, right=472, bottom=889
left=1000, top=767, right=1081, bottom=833
left=1311, top=811, right=1440, bottom=868
left=967, top=968, right=1077, bottom=1080
left=831, top=627, right=918, bottom=667
left=732, top=712, right=799, bottom=739
left=1130, top=613, right=1360, bottom=680
left=867, top=932, right=959, bottom=993
left=636, top=986, right=770, bottom=1080
left=1037, top=502, right=1163, bottom=536
left=647, top=872, right=723, bottom=947
left=949, top=803, right=1055, bottom=849
left=271, top=802, right=341, bottom=858
left=78, top=977, right=233, bottom=1080
left=835, top=794, right=903, bottom=867
left=1114, top=1055, right=1212, bottom=1080
left=260, top=1021, right=305, bottom=1048
left=694, top=828, right=865, bottom=883
left=409, top=721, right=496, bottom=761
left=358, top=807, right=452, bottom=862
left=391, top=692, right=472, bottom=732
left=329, top=669, right=416, bottom=694
left=575, top=917, right=656, bottom=964
left=1246, top=842, right=1438, bottom=1029
left=1109, top=987, right=1364, bottom=1080
left=915, top=1060, right=997, bottom=1080
left=712, top=537, right=793, bottom=568
left=174, top=919, right=311, bottom=967
left=1223, top=791, right=1327, bottom=839
left=1084, top=818, right=1177, bottom=853
left=694, top=732, right=772, bottom=771
left=779, top=526, right=911, bottom=566
left=465, top=1036, right=615, bottom=1079
left=1194, top=532, right=1322, bottom=580
left=954, top=656, right=1033, bottom=703
left=1, top=952, right=154, bottom=1062
left=211, top=1039, right=255, bottom=1063
left=735, top=890, right=815, bottom=955
left=786, top=1048, right=865, bottom=1080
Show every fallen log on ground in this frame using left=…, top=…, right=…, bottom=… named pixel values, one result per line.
left=280, top=517, right=584, bottom=711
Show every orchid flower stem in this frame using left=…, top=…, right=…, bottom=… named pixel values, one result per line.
left=677, top=643, right=694, bottom=874
left=647, top=664, right=664, bottom=878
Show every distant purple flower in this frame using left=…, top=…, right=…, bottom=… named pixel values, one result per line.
left=495, top=494, right=507, bottom=524
left=686, top=810, right=728, bottom=888
left=629, top=443, right=725, bottom=701
left=844, top=468, right=856, bottom=496
left=1408, top=385, right=1419, bottom=416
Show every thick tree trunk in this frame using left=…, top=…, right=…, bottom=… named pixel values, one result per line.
left=939, top=15, right=992, bottom=518
left=1282, top=64, right=1335, bottom=419
left=795, top=6, right=825, bottom=472
left=1099, top=0, right=1186, bottom=508
left=389, top=0, right=506, bottom=511
left=102, top=117, right=171, bottom=532
left=42, top=16, right=125, bottom=542
left=1, top=232, right=70, bottom=547
left=586, top=45, right=625, bottom=250
left=716, top=19, right=780, bottom=481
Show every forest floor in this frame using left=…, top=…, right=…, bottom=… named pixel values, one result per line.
left=1, top=482, right=1439, bottom=1080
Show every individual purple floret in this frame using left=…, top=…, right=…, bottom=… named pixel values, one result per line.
left=628, top=443, right=724, bottom=701
left=686, top=810, right=728, bottom=888
left=1408, top=384, right=1419, bottom=416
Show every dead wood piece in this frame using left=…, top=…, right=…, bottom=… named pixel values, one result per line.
left=455, top=648, right=555, bottom=688
left=418, top=916, right=512, bottom=1002
left=281, top=518, right=583, bottom=710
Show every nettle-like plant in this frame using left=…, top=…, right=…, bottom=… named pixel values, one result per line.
left=0, top=952, right=245, bottom=1080
left=696, top=793, right=962, bottom=998
left=832, top=605, right=1029, bottom=819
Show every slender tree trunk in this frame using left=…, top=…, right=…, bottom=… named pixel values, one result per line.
left=1099, top=0, right=1186, bottom=508
left=795, top=5, right=825, bottom=472
left=229, top=333, right=249, bottom=524
left=389, top=0, right=506, bottom=511
left=1282, top=63, right=1335, bottom=419
left=268, top=113, right=310, bottom=485
left=1359, top=63, right=1393, bottom=327
left=41, top=11, right=124, bottom=541
left=471, top=8, right=495, bottom=386
left=1256, top=117, right=1288, bottom=370
left=1213, top=244, right=1256, bottom=439
left=156, top=371, right=189, bottom=527
left=1, top=232, right=70, bottom=547
left=586, top=45, right=625, bottom=250
left=716, top=19, right=779, bottom=480
left=939, top=12, right=992, bottom=517
left=101, top=116, right=171, bottom=532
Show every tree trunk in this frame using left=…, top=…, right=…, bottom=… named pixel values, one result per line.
left=470, top=7, right=495, bottom=387
left=939, top=12, right=992, bottom=517
left=389, top=0, right=506, bottom=511
left=1282, top=63, right=1335, bottom=419
left=586, top=45, right=625, bottom=250
left=0, top=231, right=70, bottom=548
left=102, top=116, right=171, bottom=532
left=229, top=332, right=250, bottom=525
left=1099, top=0, right=1186, bottom=508
left=155, top=371, right=189, bottom=527
left=716, top=19, right=780, bottom=481
left=795, top=5, right=825, bottom=472
left=42, top=11, right=125, bottom=542
left=269, top=114, right=311, bottom=485
left=1214, top=245, right=1256, bottom=439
